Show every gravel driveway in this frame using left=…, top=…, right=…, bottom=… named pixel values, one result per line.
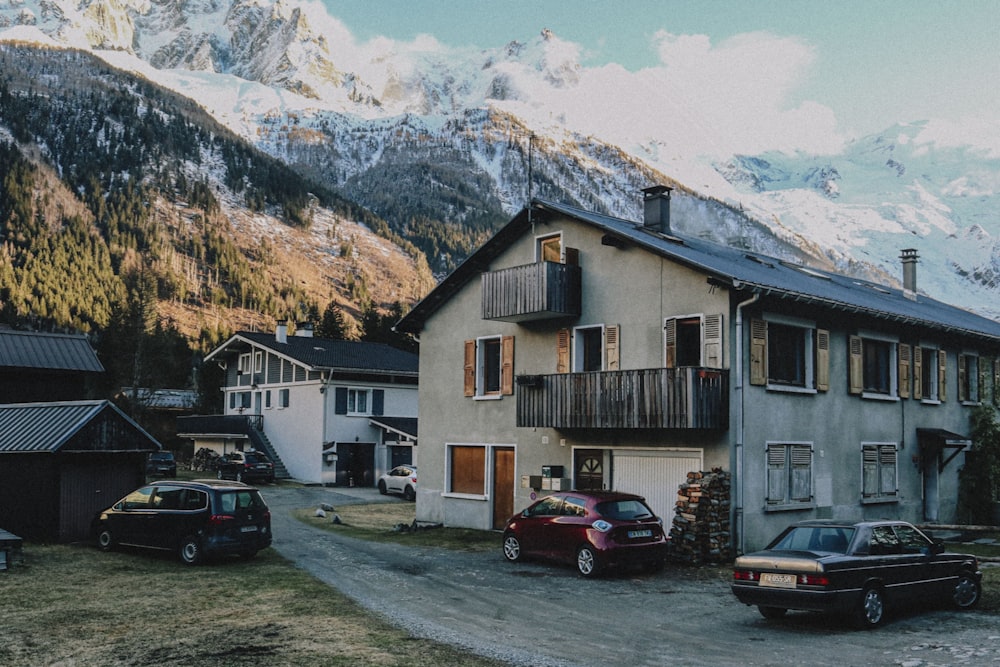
left=264, top=485, right=1000, bottom=667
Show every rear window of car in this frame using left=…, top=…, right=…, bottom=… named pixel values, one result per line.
left=150, top=452, right=174, bottom=461
left=245, top=453, right=270, bottom=464
left=769, top=526, right=854, bottom=554
left=595, top=499, right=655, bottom=521
left=218, top=490, right=267, bottom=513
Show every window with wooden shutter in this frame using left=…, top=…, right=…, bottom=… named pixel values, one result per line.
left=938, top=349, right=947, bottom=401
left=913, top=346, right=923, bottom=399
left=605, top=324, right=620, bottom=371
left=703, top=314, right=723, bottom=369
left=556, top=329, right=570, bottom=374
left=766, top=446, right=787, bottom=505
left=749, top=319, right=767, bottom=386
left=766, top=443, right=813, bottom=507
left=815, top=329, right=830, bottom=391
left=790, top=445, right=812, bottom=503
left=848, top=335, right=863, bottom=395
left=898, top=344, right=911, bottom=399
left=664, top=318, right=677, bottom=369
left=958, top=353, right=968, bottom=402
left=449, top=445, right=486, bottom=495
left=501, top=335, right=514, bottom=395
left=862, top=443, right=898, bottom=501
left=463, top=340, right=476, bottom=397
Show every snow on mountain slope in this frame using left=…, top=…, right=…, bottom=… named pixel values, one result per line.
left=1, top=0, right=998, bottom=319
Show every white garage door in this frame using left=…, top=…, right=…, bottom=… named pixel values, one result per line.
left=613, top=449, right=703, bottom=523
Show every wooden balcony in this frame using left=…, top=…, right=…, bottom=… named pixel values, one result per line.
left=516, top=367, right=729, bottom=430
left=481, top=261, right=581, bottom=322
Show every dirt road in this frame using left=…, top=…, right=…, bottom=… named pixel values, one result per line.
left=264, top=485, right=1000, bottom=667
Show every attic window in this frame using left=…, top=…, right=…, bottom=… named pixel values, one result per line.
left=781, top=262, right=831, bottom=280
left=745, top=254, right=774, bottom=268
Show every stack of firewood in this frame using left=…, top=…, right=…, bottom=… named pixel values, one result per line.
left=669, top=468, right=731, bottom=565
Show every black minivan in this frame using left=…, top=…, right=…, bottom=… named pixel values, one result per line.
left=92, top=480, right=272, bottom=565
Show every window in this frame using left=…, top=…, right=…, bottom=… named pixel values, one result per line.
left=464, top=336, right=514, bottom=397
left=230, top=391, right=251, bottom=410
left=766, top=443, right=813, bottom=508
left=666, top=314, right=723, bottom=369
left=862, top=443, right=897, bottom=502
left=278, top=388, right=290, bottom=408
left=254, top=351, right=263, bottom=374
left=347, top=388, right=369, bottom=414
left=915, top=346, right=944, bottom=401
left=574, top=325, right=604, bottom=372
left=959, top=353, right=980, bottom=403
left=558, top=325, right=619, bottom=373
left=265, top=390, right=272, bottom=409
left=238, top=353, right=252, bottom=374
left=849, top=333, right=898, bottom=398
left=750, top=317, right=827, bottom=390
left=448, top=445, right=486, bottom=495
left=537, top=234, right=562, bottom=263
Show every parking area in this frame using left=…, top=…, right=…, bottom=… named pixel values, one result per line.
left=264, top=485, right=1000, bottom=667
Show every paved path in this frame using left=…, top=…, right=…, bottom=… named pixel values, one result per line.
left=262, top=485, right=1000, bottom=667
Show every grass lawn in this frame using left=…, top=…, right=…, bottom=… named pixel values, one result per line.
left=0, top=542, right=509, bottom=667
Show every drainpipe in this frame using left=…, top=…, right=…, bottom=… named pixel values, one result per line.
left=734, top=287, right=759, bottom=556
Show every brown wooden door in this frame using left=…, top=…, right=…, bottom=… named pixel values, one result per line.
left=492, top=448, right=515, bottom=529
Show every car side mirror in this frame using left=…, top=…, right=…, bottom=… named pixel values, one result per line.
left=929, top=539, right=945, bottom=555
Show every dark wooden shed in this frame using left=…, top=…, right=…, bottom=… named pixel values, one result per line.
left=0, top=400, right=161, bottom=542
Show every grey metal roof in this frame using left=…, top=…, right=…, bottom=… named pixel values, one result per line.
left=397, top=198, right=1000, bottom=345
left=0, top=400, right=158, bottom=454
left=369, top=416, right=418, bottom=440
left=118, top=388, right=199, bottom=411
left=0, top=329, right=104, bottom=372
left=207, top=332, right=418, bottom=375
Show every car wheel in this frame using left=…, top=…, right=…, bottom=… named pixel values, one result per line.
left=758, top=606, right=787, bottom=620
left=179, top=536, right=202, bottom=565
left=576, top=545, right=601, bottom=578
left=502, top=533, right=521, bottom=562
left=403, top=485, right=416, bottom=502
left=96, top=525, right=115, bottom=552
left=378, top=480, right=387, bottom=495
left=854, top=585, right=885, bottom=629
left=952, top=572, right=981, bottom=609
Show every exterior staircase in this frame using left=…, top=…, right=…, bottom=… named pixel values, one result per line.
left=247, top=426, right=291, bottom=480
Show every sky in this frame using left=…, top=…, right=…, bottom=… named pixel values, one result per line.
left=324, top=0, right=1000, bottom=144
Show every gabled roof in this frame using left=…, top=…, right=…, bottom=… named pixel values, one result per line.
left=0, top=400, right=160, bottom=454
left=0, top=329, right=104, bottom=372
left=397, top=198, right=1000, bottom=345
left=205, top=332, right=418, bottom=376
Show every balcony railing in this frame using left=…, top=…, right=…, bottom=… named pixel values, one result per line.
left=176, top=414, right=263, bottom=436
left=516, top=367, right=728, bottom=430
left=481, top=261, right=581, bottom=322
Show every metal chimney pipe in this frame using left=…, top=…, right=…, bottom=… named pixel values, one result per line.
left=642, top=185, right=673, bottom=233
left=900, top=249, right=918, bottom=295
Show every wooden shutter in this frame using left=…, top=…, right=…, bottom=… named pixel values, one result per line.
left=938, top=349, right=947, bottom=401
left=913, top=346, right=923, bottom=399
left=605, top=324, right=620, bottom=371
left=464, top=340, right=476, bottom=397
left=664, top=318, right=677, bottom=369
left=564, top=247, right=580, bottom=266
left=879, top=445, right=897, bottom=496
left=790, top=445, right=812, bottom=503
left=815, top=329, right=830, bottom=392
left=372, top=389, right=384, bottom=416
left=898, top=344, right=911, bottom=399
left=848, top=335, right=863, bottom=395
left=556, top=329, right=570, bottom=374
left=862, top=446, right=878, bottom=498
left=749, top=319, right=767, bottom=386
left=958, top=354, right=968, bottom=402
left=766, top=446, right=786, bottom=504
left=450, top=446, right=486, bottom=495
left=501, top=335, right=515, bottom=395
left=703, top=314, right=723, bottom=369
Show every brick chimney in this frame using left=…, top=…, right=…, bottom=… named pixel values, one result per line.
left=642, top=185, right=673, bottom=234
left=900, top=249, right=918, bottom=298
left=275, top=320, right=288, bottom=344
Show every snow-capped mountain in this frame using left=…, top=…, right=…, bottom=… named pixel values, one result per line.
left=2, top=0, right=998, bottom=319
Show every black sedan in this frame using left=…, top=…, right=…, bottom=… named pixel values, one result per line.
left=731, top=520, right=981, bottom=628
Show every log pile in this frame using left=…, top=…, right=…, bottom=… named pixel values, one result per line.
left=669, top=468, right=731, bottom=564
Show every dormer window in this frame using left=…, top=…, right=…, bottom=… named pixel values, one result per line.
left=537, top=233, right=562, bottom=263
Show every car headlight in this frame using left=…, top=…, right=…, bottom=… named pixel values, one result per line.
left=592, top=520, right=612, bottom=533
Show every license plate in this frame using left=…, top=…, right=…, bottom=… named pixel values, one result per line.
left=240, top=526, right=258, bottom=533
left=627, top=529, right=653, bottom=539
left=759, top=572, right=796, bottom=589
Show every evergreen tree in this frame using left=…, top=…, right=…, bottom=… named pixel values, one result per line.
left=317, top=301, right=349, bottom=340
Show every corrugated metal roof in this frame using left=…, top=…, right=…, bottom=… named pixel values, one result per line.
left=0, top=330, right=104, bottom=372
left=206, top=333, right=418, bottom=375
left=0, top=400, right=158, bottom=454
left=397, top=198, right=1000, bottom=345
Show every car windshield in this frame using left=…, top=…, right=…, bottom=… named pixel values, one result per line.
left=595, top=499, right=655, bottom=521
left=219, top=490, right=267, bottom=513
left=150, top=452, right=173, bottom=460
left=769, top=525, right=855, bottom=554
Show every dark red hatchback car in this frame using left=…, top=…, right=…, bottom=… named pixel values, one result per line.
left=502, top=491, right=669, bottom=577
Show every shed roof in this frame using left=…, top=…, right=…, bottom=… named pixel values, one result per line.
left=368, top=416, right=418, bottom=440
left=0, top=329, right=104, bottom=372
left=0, top=400, right=160, bottom=454
left=206, top=332, right=418, bottom=375
left=396, top=198, right=1000, bottom=346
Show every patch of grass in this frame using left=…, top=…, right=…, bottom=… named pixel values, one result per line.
left=294, top=504, right=502, bottom=552
left=0, top=544, right=509, bottom=667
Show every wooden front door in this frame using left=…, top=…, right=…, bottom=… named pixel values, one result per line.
left=492, top=448, right=515, bottom=529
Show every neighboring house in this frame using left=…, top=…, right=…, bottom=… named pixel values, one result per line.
left=116, top=387, right=200, bottom=456
left=177, top=323, right=418, bottom=485
left=0, top=400, right=162, bottom=541
left=0, top=329, right=105, bottom=403
left=395, top=188, right=1000, bottom=552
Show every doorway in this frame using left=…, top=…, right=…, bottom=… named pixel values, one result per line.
left=492, top=448, right=515, bottom=529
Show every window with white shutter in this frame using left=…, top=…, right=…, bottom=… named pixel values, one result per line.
left=861, top=443, right=898, bottom=502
